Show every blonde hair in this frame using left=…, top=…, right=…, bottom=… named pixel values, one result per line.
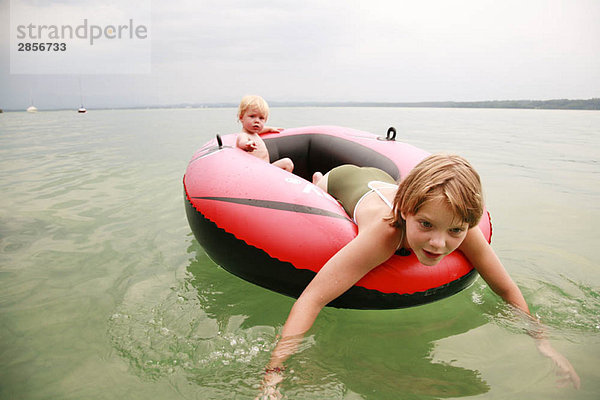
left=389, top=153, right=484, bottom=237
left=237, top=95, right=269, bottom=120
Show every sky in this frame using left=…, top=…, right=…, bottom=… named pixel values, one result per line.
left=1, top=0, right=599, bottom=110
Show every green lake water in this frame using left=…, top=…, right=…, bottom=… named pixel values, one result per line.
left=1, top=107, right=598, bottom=399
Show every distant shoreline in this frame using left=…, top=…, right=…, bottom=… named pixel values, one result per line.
left=3, top=98, right=599, bottom=112
left=139, top=98, right=600, bottom=111
left=269, top=98, right=600, bottom=110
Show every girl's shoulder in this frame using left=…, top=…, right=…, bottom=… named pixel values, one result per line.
left=358, top=209, right=401, bottom=244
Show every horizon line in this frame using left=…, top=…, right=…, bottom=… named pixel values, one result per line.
left=2, top=98, right=599, bottom=112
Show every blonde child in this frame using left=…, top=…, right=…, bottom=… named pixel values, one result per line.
left=260, top=154, right=579, bottom=395
left=235, top=95, right=293, bottom=172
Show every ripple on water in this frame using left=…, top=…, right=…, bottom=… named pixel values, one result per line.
left=473, top=276, right=600, bottom=341
left=527, top=278, right=600, bottom=337
left=107, top=273, right=279, bottom=395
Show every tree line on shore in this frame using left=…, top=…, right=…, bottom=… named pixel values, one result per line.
left=267, top=98, right=600, bottom=110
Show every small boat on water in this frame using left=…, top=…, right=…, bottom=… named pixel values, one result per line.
left=77, top=77, right=87, bottom=113
left=184, top=126, right=493, bottom=309
left=26, top=105, right=38, bottom=113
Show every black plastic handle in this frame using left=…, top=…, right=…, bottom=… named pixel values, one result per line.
left=386, top=127, right=396, bottom=141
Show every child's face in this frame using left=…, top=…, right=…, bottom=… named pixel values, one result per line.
left=240, top=106, right=267, bottom=134
left=402, top=197, right=469, bottom=266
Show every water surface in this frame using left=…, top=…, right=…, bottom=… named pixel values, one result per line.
left=1, top=107, right=599, bottom=399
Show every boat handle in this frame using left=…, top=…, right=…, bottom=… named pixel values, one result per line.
left=386, top=127, right=396, bottom=141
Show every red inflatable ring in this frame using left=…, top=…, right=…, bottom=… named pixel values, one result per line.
left=184, top=126, right=492, bottom=309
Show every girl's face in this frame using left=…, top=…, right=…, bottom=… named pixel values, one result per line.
left=240, top=106, right=266, bottom=134
left=402, top=197, right=469, bottom=266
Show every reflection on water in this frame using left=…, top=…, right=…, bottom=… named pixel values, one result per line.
left=109, top=239, right=495, bottom=399
left=2, top=108, right=599, bottom=399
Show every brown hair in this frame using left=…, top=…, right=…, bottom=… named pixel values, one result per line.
left=388, top=153, right=484, bottom=238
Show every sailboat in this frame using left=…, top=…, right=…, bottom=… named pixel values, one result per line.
left=77, top=77, right=87, bottom=113
left=27, top=88, right=37, bottom=112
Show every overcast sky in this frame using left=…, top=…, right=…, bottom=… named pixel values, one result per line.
left=1, top=0, right=599, bottom=110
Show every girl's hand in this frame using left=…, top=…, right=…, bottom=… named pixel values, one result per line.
left=245, top=140, right=257, bottom=151
left=536, top=339, right=581, bottom=389
left=256, top=368, right=284, bottom=400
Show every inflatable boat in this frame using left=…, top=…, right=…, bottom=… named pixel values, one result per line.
left=184, top=126, right=492, bottom=309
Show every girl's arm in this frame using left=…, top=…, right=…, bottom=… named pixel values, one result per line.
left=268, top=220, right=399, bottom=368
left=259, top=221, right=398, bottom=396
left=235, top=132, right=246, bottom=150
left=459, top=228, right=529, bottom=312
left=260, top=126, right=283, bottom=134
left=235, top=132, right=256, bottom=151
left=459, top=227, right=580, bottom=389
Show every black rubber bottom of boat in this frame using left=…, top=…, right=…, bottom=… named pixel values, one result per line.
left=185, top=193, right=478, bottom=310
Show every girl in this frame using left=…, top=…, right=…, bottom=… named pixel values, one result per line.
left=261, top=154, right=579, bottom=393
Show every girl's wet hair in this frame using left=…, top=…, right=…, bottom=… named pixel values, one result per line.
left=388, top=153, right=484, bottom=231
left=238, top=95, right=269, bottom=120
